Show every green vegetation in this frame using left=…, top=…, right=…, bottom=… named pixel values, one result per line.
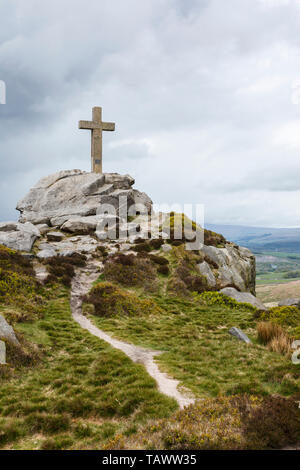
left=43, top=253, right=87, bottom=287
left=119, top=394, right=300, bottom=450
left=83, top=282, right=162, bottom=318
left=0, top=288, right=176, bottom=449
left=160, top=212, right=226, bottom=247
left=90, top=291, right=299, bottom=398
left=1, top=240, right=299, bottom=450
left=0, top=245, right=45, bottom=322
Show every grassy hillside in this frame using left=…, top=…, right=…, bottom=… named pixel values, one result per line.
left=0, top=243, right=300, bottom=450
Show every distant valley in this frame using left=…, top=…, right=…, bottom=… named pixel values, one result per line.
left=207, top=224, right=300, bottom=285
left=206, top=224, right=300, bottom=253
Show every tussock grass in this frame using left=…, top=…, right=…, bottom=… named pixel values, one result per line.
left=257, top=321, right=285, bottom=345
left=90, top=291, right=300, bottom=398
left=268, top=334, right=292, bottom=356
left=257, top=321, right=293, bottom=356
left=0, top=287, right=176, bottom=449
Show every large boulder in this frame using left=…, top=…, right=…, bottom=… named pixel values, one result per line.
left=17, top=170, right=152, bottom=226
left=203, top=244, right=256, bottom=294
left=0, top=315, right=20, bottom=346
left=220, top=287, right=267, bottom=311
left=0, top=222, right=40, bottom=252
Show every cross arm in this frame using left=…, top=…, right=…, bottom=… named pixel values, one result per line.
left=102, top=122, right=115, bottom=131
left=78, top=120, right=101, bottom=130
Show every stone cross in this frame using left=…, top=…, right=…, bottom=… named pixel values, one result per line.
left=79, top=106, right=115, bottom=174
left=0, top=341, right=6, bottom=365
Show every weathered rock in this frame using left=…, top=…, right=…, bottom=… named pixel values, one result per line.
left=17, top=170, right=150, bottom=225
left=161, top=244, right=172, bottom=253
left=37, top=247, right=57, bottom=259
left=0, top=340, right=6, bottom=364
left=203, top=244, right=256, bottom=294
left=119, top=243, right=132, bottom=252
left=36, top=224, right=51, bottom=235
left=119, top=222, right=141, bottom=237
left=61, top=216, right=99, bottom=234
left=220, top=287, right=267, bottom=311
left=0, top=315, right=20, bottom=346
left=38, top=235, right=98, bottom=256
left=278, top=298, right=300, bottom=309
left=229, top=327, right=252, bottom=344
left=132, top=190, right=153, bottom=213
left=0, top=222, right=18, bottom=232
left=33, top=261, right=49, bottom=283
left=0, top=222, right=40, bottom=252
left=104, top=173, right=135, bottom=188
left=61, top=214, right=122, bottom=234
left=197, top=261, right=216, bottom=288
left=46, top=231, right=65, bottom=242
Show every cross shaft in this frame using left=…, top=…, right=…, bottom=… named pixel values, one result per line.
left=79, top=106, right=115, bottom=173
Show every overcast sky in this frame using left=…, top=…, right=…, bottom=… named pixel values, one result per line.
left=1, top=0, right=300, bottom=227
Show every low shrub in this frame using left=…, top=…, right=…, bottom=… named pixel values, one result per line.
left=83, top=282, right=162, bottom=318
left=261, top=306, right=300, bottom=327
left=113, top=254, right=135, bottom=266
left=149, top=255, right=169, bottom=266
left=242, top=395, right=300, bottom=449
left=171, top=240, right=184, bottom=246
left=122, top=395, right=300, bottom=450
left=44, top=254, right=87, bottom=287
left=199, top=291, right=257, bottom=311
left=0, top=245, right=35, bottom=277
left=0, top=244, right=44, bottom=320
left=175, top=258, right=209, bottom=294
left=96, top=246, right=109, bottom=257
left=150, top=239, right=165, bottom=250
left=103, top=254, right=157, bottom=289
left=132, top=242, right=152, bottom=253
left=157, top=265, right=170, bottom=276
left=167, top=277, right=190, bottom=297
left=204, top=230, right=226, bottom=247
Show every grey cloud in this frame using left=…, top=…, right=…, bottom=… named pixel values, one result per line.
left=1, top=0, right=300, bottom=225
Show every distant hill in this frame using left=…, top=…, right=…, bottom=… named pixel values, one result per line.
left=206, top=224, right=300, bottom=253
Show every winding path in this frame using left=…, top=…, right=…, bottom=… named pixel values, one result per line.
left=70, top=257, right=194, bottom=409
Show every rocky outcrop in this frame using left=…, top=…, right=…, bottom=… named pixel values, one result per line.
left=36, top=235, right=99, bottom=258
left=17, top=170, right=152, bottom=226
left=220, top=287, right=267, bottom=310
left=0, top=222, right=40, bottom=252
left=0, top=169, right=257, bottom=294
left=202, top=244, right=256, bottom=294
